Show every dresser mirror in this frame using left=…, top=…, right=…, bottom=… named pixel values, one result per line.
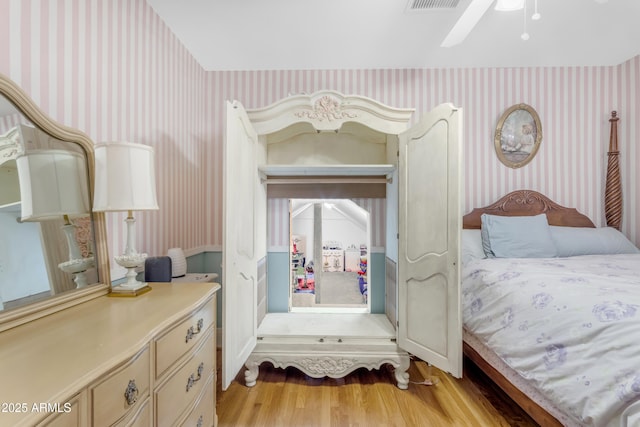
left=0, top=73, right=110, bottom=332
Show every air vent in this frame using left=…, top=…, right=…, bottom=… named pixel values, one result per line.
left=406, top=0, right=460, bottom=11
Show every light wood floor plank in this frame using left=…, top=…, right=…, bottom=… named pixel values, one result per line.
left=216, top=352, right=538, bottom=427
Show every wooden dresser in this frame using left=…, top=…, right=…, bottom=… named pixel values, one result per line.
left=0, top=282, right=220, bottom=427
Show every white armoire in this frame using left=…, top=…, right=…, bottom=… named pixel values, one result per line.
left=222, top=91, right=462, bottom=390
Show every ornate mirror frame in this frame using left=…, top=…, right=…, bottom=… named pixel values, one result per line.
left=494, top=103, right=543, bottom=169
left=0, top=73, right=110, bottom=332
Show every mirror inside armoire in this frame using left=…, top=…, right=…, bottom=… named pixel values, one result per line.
left=0, top=73, right=110, bottom=332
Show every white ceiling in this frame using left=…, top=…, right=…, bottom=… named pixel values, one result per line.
left=146, top=0, right=640, bottom=71
left=292, top=199, right=368, bottom=231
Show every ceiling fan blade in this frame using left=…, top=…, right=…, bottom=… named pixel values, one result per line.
left=441, top=0, right=495, bottom=47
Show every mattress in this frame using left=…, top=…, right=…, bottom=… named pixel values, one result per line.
left=462, top=254, right=640, bottom=426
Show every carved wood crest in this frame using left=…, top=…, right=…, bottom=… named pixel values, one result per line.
left=295, top=96, right=357, bottom=122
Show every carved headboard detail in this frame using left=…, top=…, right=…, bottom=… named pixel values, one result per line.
left=462, top=190, right=596, bottom=229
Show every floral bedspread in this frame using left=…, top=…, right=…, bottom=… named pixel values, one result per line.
left=462, top=254, right=640, bottom=426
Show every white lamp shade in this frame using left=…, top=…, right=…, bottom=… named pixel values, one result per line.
left=17, top=149, right=90, bottom=221
left=93, top=141, right=159, bottom=212
left=495, top=0, right=524, bottom=11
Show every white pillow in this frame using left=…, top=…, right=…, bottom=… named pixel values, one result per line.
left=481, top=213, right=558, bottom=258
left=461, top=229, right=485, bottom=264
left=550, top=226, right=640, bottom=257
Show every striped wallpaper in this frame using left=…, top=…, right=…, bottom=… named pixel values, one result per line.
left=211, top=64, right=639, bottom=247
left=1, top=0, right=208, bottom=278
left=1, top=1, right=638, bottom=276
left=0, top=112, right=22, bottom=134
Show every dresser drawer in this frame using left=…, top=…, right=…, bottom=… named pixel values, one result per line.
left=155, top=329, right=215, bottom=427
left=36, top=391, right=87, bottom=427
left=114, top=396, right=151, bottom=427
left=178, top=373, right=215, bottom=427
left=155, top=296, right=215, bottom=379
left=90, top=346, right=150, bottom=427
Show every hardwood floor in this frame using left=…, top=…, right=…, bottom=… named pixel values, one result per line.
left=216, top=353, right=538, bottom=427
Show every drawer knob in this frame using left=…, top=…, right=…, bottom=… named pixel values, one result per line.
left=185, top=318, right=204, bottom=343
left=124, top=379, right=139, bottom=406
left=186, top=362, right=205, bottom=392
left=196, top=415, right=204, bottom=427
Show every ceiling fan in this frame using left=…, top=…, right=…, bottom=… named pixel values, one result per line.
left=441, top=0, right=530, bottom=47
left=441, top=0, right=607, bottom=47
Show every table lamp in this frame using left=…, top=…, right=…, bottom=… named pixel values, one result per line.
left=16, top=149, right=94, bottom=288
left=93, top=141, right=159, bottom=296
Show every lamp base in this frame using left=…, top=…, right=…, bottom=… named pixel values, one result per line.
left=109, top=283, right=152, bottom=297
left=58, top=256, right=95, bottom=288
left=111, top=253, right=151, bottom=297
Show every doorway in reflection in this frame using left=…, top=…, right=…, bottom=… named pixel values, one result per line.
left=290, top=199, right=370, bottom=313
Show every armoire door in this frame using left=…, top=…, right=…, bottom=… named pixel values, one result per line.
left=222, top=100, right=262, bottom=390
left=397, top=103, right=462, bottom=377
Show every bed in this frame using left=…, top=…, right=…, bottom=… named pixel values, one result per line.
left=461, top=189, right=640, bottom=427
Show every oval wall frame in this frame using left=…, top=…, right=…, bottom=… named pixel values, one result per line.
left=494, top=103, right=542, bottom=168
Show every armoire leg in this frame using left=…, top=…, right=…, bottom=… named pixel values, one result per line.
left=244, top=359, right=260, bottom=387
left=394, top=355, right=411, bottom=389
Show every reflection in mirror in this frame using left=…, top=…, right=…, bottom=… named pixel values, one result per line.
left=0, top=96, right=97, bottom=313
left=290, top=199, right=370, bottom=313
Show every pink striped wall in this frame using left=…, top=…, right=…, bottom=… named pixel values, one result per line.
left=211, top=65, right=638, bottom=246
left=0, top=112, right=23, bottom=133
left=618, top=55, right=639, bottom=245
left=353, top=198, right=386, bottom=250
left=1, top=1, right=638, bottom=270
left=0, top=0, right=209, bottom=278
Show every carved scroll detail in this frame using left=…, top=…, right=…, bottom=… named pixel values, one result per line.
left=298, top=357, right=357, bottom=375
left=0, top=127, right=22, bottom=164
left=295, top=96, right=357, bottom=122
left=490, top=190, right=561, bottom=213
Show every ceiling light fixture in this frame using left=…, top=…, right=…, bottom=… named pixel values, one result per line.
left=521, top=0, right=530, bottom=40
left=441, top=0, right=541, bottom=48
left=494, top=0, right=524, bottom=11
left=531, top=0, right=541, bottom=20
left=494, top=0, right=540, bottom=41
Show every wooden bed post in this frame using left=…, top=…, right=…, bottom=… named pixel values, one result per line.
left=605, top=111, right=622, bottom=230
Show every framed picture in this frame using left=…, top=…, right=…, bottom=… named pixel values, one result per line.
left=494, top=103, right=542, bottom=168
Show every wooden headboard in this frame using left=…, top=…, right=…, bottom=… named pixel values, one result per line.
left=462, top=190, right=596, bottom=229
